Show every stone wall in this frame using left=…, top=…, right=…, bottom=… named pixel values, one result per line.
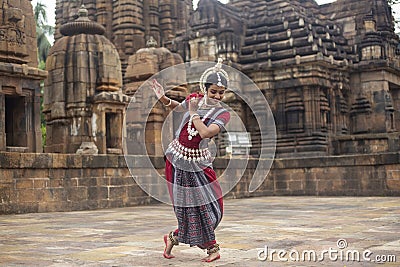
left=0, top=153, right=155, bottom=214
left=1, top=152, right=399, bottom=214
left=220, top=153, right=400, bottom=198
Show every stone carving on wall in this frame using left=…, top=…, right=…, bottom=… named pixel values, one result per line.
left=0, top=5, right=27, bottom=63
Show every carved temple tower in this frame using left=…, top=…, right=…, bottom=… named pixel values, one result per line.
left=0, top=0, right=47, bottom=153
left=54, top=0, right=193, bottom=77
left=53, top=0, right=400, bottom=158
left=43, top=6, right=130, bottom=154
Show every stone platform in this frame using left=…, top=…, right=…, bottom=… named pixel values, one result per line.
left=0, top=196, right=399, bottom=266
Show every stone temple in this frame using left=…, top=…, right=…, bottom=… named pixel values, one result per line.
left=0, top=0, right=400, bottom=214
left=52, top=0, right=400, bottom=158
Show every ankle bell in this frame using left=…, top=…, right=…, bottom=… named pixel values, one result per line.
left=168, top=231, right=179, bottom=246
left=207, top=243, right=220, bottom=254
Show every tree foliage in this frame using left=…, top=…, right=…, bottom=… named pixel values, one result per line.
left=34, top=1, right=54, bottom=66
left=34, top=1, right=54, bottom=148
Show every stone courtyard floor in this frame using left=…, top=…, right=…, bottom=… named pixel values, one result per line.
left=0, top=196, right=399, bottom=266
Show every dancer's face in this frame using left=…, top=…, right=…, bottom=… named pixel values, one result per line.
left=207, top=84, right=226, bottom=104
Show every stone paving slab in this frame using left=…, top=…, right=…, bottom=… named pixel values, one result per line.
left=0, top=196, right=399, bottom=266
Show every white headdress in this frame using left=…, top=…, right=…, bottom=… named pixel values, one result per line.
left=199, top=58, right=229, bottom=94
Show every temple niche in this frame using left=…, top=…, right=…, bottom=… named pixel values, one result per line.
left=43, top=6, right=130, bottom=154
left=0, top=0, right=47, bottom=153
left=53, top=0, right=400, bottom=158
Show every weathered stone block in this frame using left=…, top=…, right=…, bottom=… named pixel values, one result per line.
left=18, top=154, right=36, bottom=168
left=66, top=154, right=83, bottom=168
left=0, top=152, right=21, bottom=168
left=49, top=178, right=64, bottom=188
left=17, top=189, right=36, bottom=202
left=106, top=155, right=119, bottom=167
left=22, top=169, right=48, bottom=179
left=88, top=186, right=108, bottom=200
left=82, top=155, right=108, bottom=168
left=0, top=169, right=13, bottom=183
left=52, top=154, right=68, bottom=168
left=67, top=187, right=88, bottom=202
left=110, top=177, right=130, bottom=186
left=128, top=184, right=147, bottom=197
left=16, top=203, right=39, bottom=214
left=30, top=154, right=53, bottom=169
left=63, top=177, right=79, bottom=187
left=0, top=186, right=11, bottom=202
left=15, top=179, right=33, bottom=189
left=38, top=201, right=68, bottom=213
left=65, top=169, right=82, bottom=179
left=77, top=177, right=98, bottom=187
left=387, top=179, right=400, bottom=190
left=82, top=168, right=104, bottom=179
left=304, top=180, right=317, bottom=193
left=275, top=181, right=288, bottom=190
left=49, top=169, right=66, bottom=180
left=288, top=180, right=304, bottom=191
left=33, top=178, right=49, bottom=189
left=109, top=186, right=127, bottom=200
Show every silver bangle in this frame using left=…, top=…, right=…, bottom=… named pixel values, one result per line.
left=164, top=98, right=172, bottom=107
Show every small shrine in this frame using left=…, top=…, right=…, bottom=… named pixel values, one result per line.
left=43, top=6, right=130, bottom=154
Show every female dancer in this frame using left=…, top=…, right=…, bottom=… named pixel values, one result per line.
left=152, top=62, right=230, bottom=262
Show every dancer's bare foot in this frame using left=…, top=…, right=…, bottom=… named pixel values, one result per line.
left=201, top=251, right=220, bottom=262
left=201, top=244, right=220, bottom=262
left=163, top=232, right=178, bottom=259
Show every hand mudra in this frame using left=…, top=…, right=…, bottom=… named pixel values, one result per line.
left=152, top=79, right=164, bottom=99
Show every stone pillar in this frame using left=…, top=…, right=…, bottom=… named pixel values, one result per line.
left=96, top=0, right=113, bottom=41
left=159, top=0, right=173, bottom=45
left=112, top=0, right=145, bottom=73
left=144, top=0, right=160, bottom=44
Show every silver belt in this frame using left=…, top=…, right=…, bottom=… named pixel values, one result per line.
left=168, top=139, right=211, bottom=162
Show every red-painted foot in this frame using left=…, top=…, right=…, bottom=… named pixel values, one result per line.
left=202, top=254, right=220, bottom=262
left=163, top=234, right=175, bottom=259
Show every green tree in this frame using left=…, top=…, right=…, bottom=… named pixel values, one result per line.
left=34, top=1, right=54, bottom=65
left=34, top=1, right=54, bottom=148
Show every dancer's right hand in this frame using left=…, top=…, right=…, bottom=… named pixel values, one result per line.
left=151, top=79, right=164, bottom=99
